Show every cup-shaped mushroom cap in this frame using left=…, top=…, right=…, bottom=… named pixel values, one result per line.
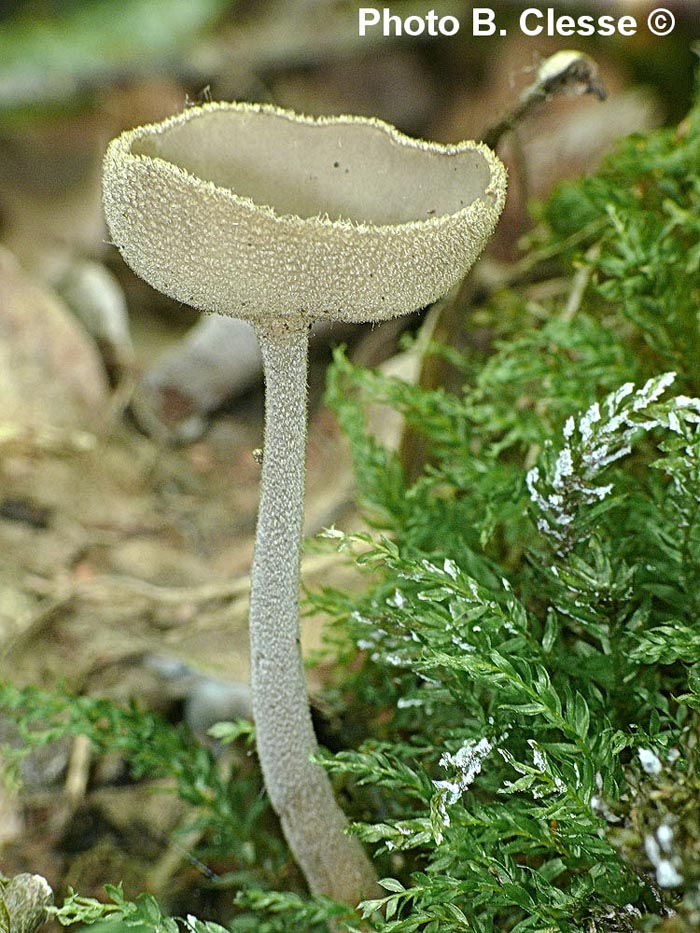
left=103, top=102, right=506, bottom=324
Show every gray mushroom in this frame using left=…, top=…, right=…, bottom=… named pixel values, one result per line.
left=102, top=100, right=506, bottom=907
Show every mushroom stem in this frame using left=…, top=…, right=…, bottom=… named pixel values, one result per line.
left=250, top=322, right=378, bottom=906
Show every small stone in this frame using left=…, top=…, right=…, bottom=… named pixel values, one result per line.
left=0, top=247, right=108, bottom=431
left=1, top=872, right=54, bottom=933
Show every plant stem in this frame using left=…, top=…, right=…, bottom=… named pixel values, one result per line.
left=250, top=322, right=378, bottom=906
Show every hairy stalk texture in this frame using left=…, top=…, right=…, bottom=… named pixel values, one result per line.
left=249, top=323, right=378, bottom=906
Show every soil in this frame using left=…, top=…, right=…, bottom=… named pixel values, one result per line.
left=0, top=260, right=379, bottom=922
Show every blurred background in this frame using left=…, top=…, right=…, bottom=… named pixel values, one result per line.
left=0, top=0, right=698, bottom=920
left=0, top=0, right=697, bottom=423
left=0, top=0, right=697, bottom=421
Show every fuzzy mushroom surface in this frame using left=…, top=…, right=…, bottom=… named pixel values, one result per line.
left=103, top=100, right=506, bottom=908
left=104, top=101, right=505, bottom=324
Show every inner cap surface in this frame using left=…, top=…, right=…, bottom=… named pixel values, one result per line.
left=133, top=107, right=493, bottom=226
left=103, top=102, right=507, bottom=324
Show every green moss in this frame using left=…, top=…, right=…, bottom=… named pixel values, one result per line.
left=5, top=84, right=700, bottom=933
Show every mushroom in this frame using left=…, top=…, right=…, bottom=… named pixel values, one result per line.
left=102, top=101, right=506, bottom=906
